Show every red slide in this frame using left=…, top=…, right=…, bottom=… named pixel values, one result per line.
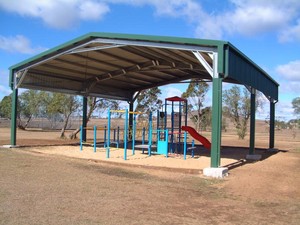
left=181, top=126, right=211, bottom=150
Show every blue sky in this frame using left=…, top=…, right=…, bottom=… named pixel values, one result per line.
left=0, top=0, right=299, bottom=121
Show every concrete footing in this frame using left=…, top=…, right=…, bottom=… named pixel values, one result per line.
left=203, top=167, right=228, bottom=178
left=246, top=154, right=262, bottom=160
left=1, top=145, right=19, bottom=148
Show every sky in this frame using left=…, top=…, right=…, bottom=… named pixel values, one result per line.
left=0, top=0, right=299, bottom=121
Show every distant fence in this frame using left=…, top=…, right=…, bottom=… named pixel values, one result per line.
left=0, top=117, right=82, bottom=130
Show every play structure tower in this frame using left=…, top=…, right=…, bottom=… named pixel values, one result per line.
left=158, top=96, right=188, bottom=153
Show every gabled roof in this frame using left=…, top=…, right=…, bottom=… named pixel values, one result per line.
left=165, top=96, right=187, bottom=102
left=9, top=32, right=279, bottom=101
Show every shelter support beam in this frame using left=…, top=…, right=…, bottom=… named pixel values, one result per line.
left=82, top=96, right=87, bottom=142
left=192, top=51, right=213, bottom=76
left=128, top=93, right=137, bottom=140
left=211, top=77, right=222, bottom=168
left=10, top=88, right=18, bottom=146
left=269, top=101, right=276, bottom=149
left=249, top=88, right=256, bottom=155
left=129, top=101, right=134, bottom=132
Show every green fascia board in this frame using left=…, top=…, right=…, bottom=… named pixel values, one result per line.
left=87, top=32, right=228, bottom=47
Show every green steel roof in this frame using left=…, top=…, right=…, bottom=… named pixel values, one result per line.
left=9, top=32, right=279, bottom=101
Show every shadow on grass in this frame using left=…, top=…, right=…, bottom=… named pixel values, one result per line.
left=222, top=148, right=288, bottom=171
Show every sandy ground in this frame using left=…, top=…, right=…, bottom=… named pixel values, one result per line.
left=22, top=145, right=249, bottom=172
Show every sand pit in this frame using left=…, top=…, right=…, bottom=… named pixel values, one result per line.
left=20, top=144, right=249, bottom=172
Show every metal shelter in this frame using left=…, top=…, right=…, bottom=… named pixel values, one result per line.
left=9, top=32, right=279, bottom=168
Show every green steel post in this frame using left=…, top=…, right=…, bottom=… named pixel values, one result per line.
left=269, top=101, right=275, bottom=149
left=211, top=77, right=222, bottom=168
left=249, top=89, right=256, bottom=155
left=10, top=88, right=18, bottom=146
left=82, top=96, right=87, bottom=142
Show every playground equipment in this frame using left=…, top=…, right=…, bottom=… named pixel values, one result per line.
left=157, top=96, right=211, bottom=153
left=157, top=96, right=187, bottom=153
left=79, top=96, right=211, bottom=160
left=79, top=109, right=154, bottom=159
left=80, top=125, right=98, bottom=152
left=181, top=126, right=211, bottom=150
left=106, top=109, right=159, bottom=159
left=157, top=96, right=188, bottom=153
left=80, top=125, right=110, bottom=152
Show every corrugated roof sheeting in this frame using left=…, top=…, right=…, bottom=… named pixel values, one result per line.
left=226, top=45, right=278, bottom=101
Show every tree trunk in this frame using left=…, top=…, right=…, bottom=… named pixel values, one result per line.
left=23, top=115, right=32, bottom=129
left=69, top=128, right=80, bottom=139
left=17, top=116, right=25, bottom=130
left=69, top=98, right=96, bottom=139
left=60, top=114, right=71, bottom=139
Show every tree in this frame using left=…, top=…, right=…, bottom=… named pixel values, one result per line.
left=18, top=90, right=48, bottom=129
left=46, top=93, right=80, bottom=138
left=223, top=85, right=262, bottom=139
left=181, top=79, right=209, bottom=131
left=0, top=94, right=13, bottom=119
left=97, top=98, right=121, bottom=118
left=292, top=97, right=300, bottom=116
left=200, top=106, right=212, bottom=131
left=135, top=87, right=162, bottom=116
left=69, top=97, right=121, bottom=139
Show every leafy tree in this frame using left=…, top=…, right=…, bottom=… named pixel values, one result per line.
left=0, top=91, right=49, bottom=129
left=190, top=106, right=212, bottom=131
left=69, top=97, right=121, bottom=139
left=289, top=119, right=300, bottom=128
left=46, top=93, right=80, bottom=138
left=200, top=106, right=212, bottom=131
left=292, top=97, right=300, bottom=116
left=18, top=90, right=48, bottom=129
left=223, top=85, right=262, bottom=139
left=97, top=98, right=121, bottom=118
left=222, top=117, right=228, bottom=132
left=0, top=94, right=13, bottom=119
left=135, top=87, right=162, bottom=116
left=275, top=119, right=288, bottom=130
left=181, top=79, right=209, bottom=131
